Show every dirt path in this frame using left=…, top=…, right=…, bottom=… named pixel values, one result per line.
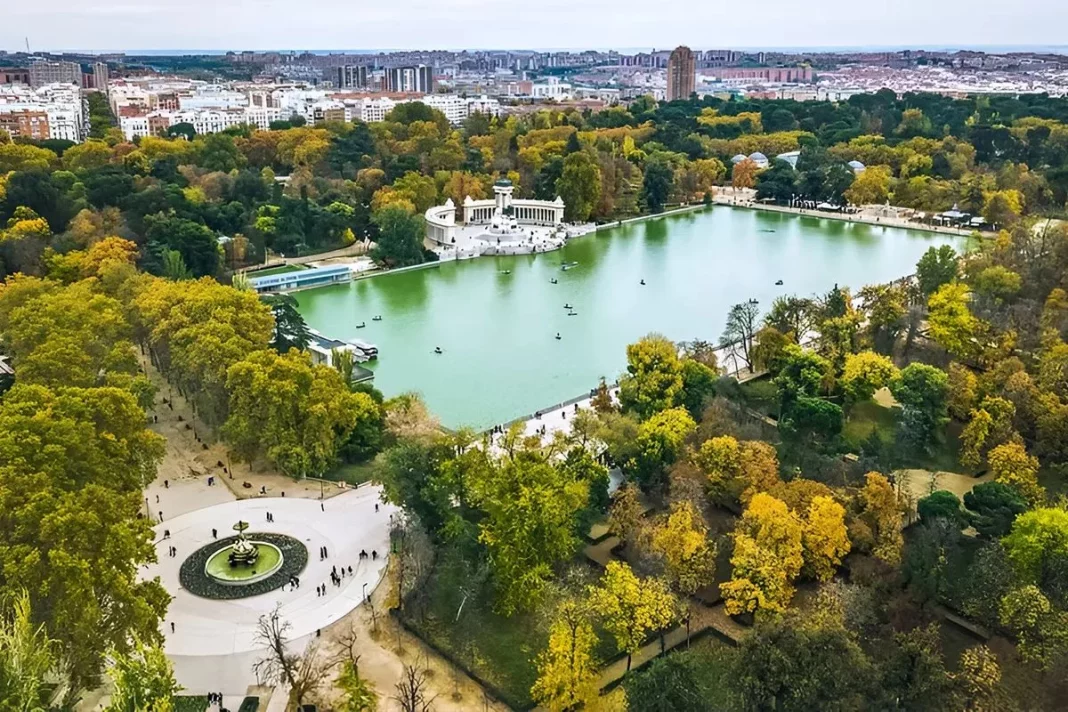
left=309, top=564, right=510, bottom=712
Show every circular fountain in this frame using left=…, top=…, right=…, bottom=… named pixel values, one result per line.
left=180, top=521, right=306, bottom=599
left=204, top=521, right=284, bottom=586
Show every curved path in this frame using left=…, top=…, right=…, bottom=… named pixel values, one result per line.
left=142, top=486, right=395, bottom=694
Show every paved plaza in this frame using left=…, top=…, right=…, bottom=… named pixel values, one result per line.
left=143, top=487, right=396, bottom=694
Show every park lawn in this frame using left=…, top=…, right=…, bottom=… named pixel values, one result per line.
left=405, top=555, right=615, bottom=710
left=250, top=264, right=306, bottom=277
left=738, top=376, right=778, bottom=417
left=843, top=400, right=898, bottom=449
left=843, top=401, right=963, bottom=472
left=324, top=461, right=376, bottom=486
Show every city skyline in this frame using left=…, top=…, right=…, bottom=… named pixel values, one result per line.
left=4, top=0, right=1068, bottom=53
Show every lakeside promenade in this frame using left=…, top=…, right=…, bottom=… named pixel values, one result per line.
left=710, top=187, right=981, bottom=238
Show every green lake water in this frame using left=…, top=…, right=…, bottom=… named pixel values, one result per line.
left=296, top=206, right=966, bottom=429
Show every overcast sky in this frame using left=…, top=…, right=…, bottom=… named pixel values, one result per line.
left=4, top=0, right=1067, bottom=53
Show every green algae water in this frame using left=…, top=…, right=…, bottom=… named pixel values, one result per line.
left=296, top=206, right=966, bottom=429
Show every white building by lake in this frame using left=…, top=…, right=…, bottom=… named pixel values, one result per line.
left=425, top=179, right=588, bottom=258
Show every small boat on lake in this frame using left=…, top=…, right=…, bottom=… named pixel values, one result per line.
left=434, top=347, right=443, bottom=354
left=355, top=322, right=366, bottom=329
left=561, top=261, right=579, bottom=271
left=564, top=303, right=573, bottom=309
left=775, top=280, right=784, bottom=286
left=555, top=332, right=562, bottom=340
left=372, top=315, right=383, bottom=321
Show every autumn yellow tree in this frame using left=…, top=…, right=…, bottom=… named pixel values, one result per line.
left=947, top=362, right=979, bottom=421
left=988, top=441, right=1045, bottom=506
left=954, top=645, right=1001, bottom=711
left=608, top=482, right=646, bottom=551
left=531, top=599, right=599, bottom=711
left=589, top=561, right=677, bottom=672
left=843, top=164, right=891, bottom=205
left=850, top=472, right=904, bottom=565
left=928, top=283, right=983, bottom=362
left=721, top=493, right=804, bottom=616
left=731, top=158, right=758, bottom=189
left=697, top=436, right=780, bottom=506
left=802, top=496, right=851, bottom=581
left=649, top=501, right=716, bottom=641
left=841, top=351, right=899, bottom=404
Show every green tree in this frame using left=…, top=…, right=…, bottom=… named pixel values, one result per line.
left=104, top=636, right=181, bottom=712
left=143, top=214, right=220, bottom=278
left=1003, top=507, right=1068, bottom=601
left=963, top=481, right=1027, bottom=539
left=733, top=613, right=869, bottom=712
left=336, top=660, right=378, bottom=712
left=678, top=358, right=718, bottom=419
left=624, top=647, right=732, bottom=712
left=555, top=152, right=601, bottom=222
left=878, top=625, right=955, bottom=712
left=641, top=159, right=674, bottom=213
left=916, top=245, right=959, bottom=297
left=263, top=293, right=312, bottom=353
left=223, top=349, right=368, bottom=478
left=633, top=407, right=696, bottom=490
left=370, top=205, right=425, bottom=268
left=917, top=490, right=966, bottom=527
left=470, top=454, right=589, bottom=614
left=618, top=334, right=684, bottom=420
left=0, top=592, right=60, bottom=712
left=890, top=363, right=949, bottom=452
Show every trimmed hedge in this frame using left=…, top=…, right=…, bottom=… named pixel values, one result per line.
left=174, top=696, right=208, bottom=712
left=178, top=533, right=308, bottom=600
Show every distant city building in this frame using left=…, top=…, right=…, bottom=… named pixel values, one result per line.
left=29, top=60, right=82, bottom=87
left=385, top=65, right=434, bottom=94
left=92, top=62, right=110, bottom=93
left=0, top=68, right=30, bottom=85
left=336, top=65, right=369, bottom=90
left=706, top=66, right=814, bottom=84
left=0, top=110, right=51, bottom=139
left=667, top=46, right=696, bottom=101
left=0, top=83, right=85, bottom=141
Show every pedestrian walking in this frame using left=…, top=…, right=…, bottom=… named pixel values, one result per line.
left=164, top=480, right=169, bottom=489
left=320, top=502, right=324, bottom=512
left=170, top=622, right=175, bottom=633
left=375, top=503, right=379, bottom=513
left=212, top=528, right=217, bottom=539
left=156, top=494, right=160, bottom=503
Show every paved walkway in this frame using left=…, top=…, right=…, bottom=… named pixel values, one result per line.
left=143, top=487, right=396, bottom=695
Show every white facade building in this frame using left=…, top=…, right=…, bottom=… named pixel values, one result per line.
left=425, top=179, right=583, bottom=259
left=0, top=83, right=85, bottom=142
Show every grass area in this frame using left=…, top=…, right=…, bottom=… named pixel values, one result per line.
left=738, top=376, right=778, bottom=416
left=843, top=400, right=898, bottom=449
left=323, top=461, right=376, bottom=486
left=250, top=264, right=306, bottom=277
left=843, top=400, right=963, bottom=472
left=404, top=554, right=615, bottom=710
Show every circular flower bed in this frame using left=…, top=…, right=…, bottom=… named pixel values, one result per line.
left=179, top=533, right=308, bottom=600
